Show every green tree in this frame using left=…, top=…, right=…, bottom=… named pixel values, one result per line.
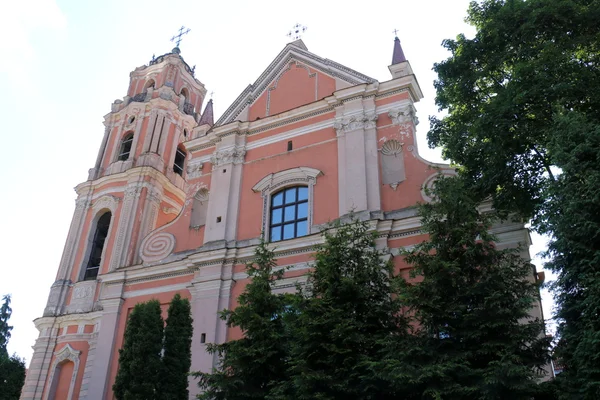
left=0, top=295, right=12, bottom=355
left=0, top=354, right=26, bottom=400
left=159, top=293, right=193, bottom=400
left=113, top=300, right=164, bottom=400
left=194, top=238, right=291, bottom=400
left=542, top=113, right=600, bottom=399
left=0, top=295, right=26, bottom=400
left=427, top=1, right=600, bottom=396
left=278, top=220, right=410, bottom=400
left=396, top=177, right=549, bottom=399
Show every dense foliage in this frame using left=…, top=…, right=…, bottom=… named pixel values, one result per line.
left=428, top=1, right=600, bottom=397
left=393, top=177, right=549, bottom=399
left=197, top=202, right=547, bottom=399
left=194, top=238, right=290, bottom=400
left=113, top=300, right=164, bottom=400
left=278, top=220, right=408, bottom=400
left=0, top=295, right=26, bottom=400
left=159, top=293, right=194, bottom=400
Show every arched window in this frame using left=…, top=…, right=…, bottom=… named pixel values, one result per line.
left=173, top=146, right=186, bottom=176
left=269, top=186, right=308, bottom=242
left=117, top=133, right=134, bottom=161
left=84, top=212, right=111, bottom=280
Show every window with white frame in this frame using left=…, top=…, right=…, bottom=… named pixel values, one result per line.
left=252, top=167, right=323, bottom=242
left=270, top=186, right=309, bottom=241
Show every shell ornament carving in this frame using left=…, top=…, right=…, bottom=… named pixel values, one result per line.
left=380, top=139, right=404, bottom=156
left=140, top=232, right=176, bottom=263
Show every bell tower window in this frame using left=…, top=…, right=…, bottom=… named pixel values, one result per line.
left=173, top=146, right=186, bottom=176
left=84, top=212, right=111, bottom=280
left=117, top=133, right=134, bottom=161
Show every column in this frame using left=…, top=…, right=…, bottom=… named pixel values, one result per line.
left=188, top=262, right=234, bottom=398
left=110, top=183, right=142, bottom=271
left=334, top=102, right=379, bottom=215
left=85, top=297, right=124, bottom=400
left=45, top=196, right=90, bottom=317
left=203, top=142, right=246, bottom=244
left=20, top=326, right=58, bottom=400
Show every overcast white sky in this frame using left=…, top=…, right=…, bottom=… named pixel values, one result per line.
left=0, top=0, right=555, bottom=365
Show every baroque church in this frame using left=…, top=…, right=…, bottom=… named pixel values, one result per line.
left=20, top=35, right=544, bottom=399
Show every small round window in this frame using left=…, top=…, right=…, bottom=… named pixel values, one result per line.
left=128, top=116, right=135, bottom=124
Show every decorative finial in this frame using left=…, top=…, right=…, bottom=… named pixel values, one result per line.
left=171, top=25, right=191, bottom=48
left=210, top=91, right=214, bottom=99
left=393, top=28, right=399, bottom=38
left=287, top=23, right=307, bottom=40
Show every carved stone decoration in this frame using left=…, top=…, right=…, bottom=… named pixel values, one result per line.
left=186, top=159, right=204, bottom=179
left=380, top=139, right=404, bottom=156
left=380, top=139, right=406, bottom=188
left=65, top=280, right=97, bottom=314
left=140, top=232, right=176, bottom=263
left=92, top=195, right=120, bottom=214
left=388, top=105, right=419, bottom=138
left=190, top=187, right=210, bottom=228
left=420, top=170, right=457, bottom=202
left=44, top=344, right=81, bottom=400
left=210, top=146, right=246, bottom=168
left=333, top=112, right=378, bottom=134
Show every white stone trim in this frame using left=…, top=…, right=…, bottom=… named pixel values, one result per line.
left=44, top=344, right=81, bottom=400
left=216, top=42, right=375, bottom=125
left=252, top=167, right=322, bottom=242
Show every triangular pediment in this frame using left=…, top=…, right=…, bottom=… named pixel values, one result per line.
left=216, top=40, right=375, bottom=125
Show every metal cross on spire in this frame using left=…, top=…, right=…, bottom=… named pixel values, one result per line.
left=171, top=26, right=191, bottom=47
left=393, top=28, right=399, bottom=37
left=287, top=23, right=307, bottom=40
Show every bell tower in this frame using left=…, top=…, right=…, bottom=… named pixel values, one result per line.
left=22, top=46, right=207, bottom=400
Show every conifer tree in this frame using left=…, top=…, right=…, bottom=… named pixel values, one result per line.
left=113, top=300, right=164, bottom=400
left=279, top=220, right=410, bottom=400
left=0, top=295, right=26, bottom=400
left=194, top=238, right=291, bottom=400
left=159, top=293, right=193, bottom=400
left=394, top=176, right=549, bottom=399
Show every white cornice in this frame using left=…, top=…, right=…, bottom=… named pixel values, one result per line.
left=75, top=165, right=186, bottom=203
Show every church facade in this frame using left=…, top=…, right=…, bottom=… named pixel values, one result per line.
left=21, top=37, right=543, bottom=400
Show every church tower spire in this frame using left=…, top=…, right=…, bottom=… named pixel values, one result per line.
left=391, top=35, right=407, bottom=64
left=388, top=33, right=413, bottom=79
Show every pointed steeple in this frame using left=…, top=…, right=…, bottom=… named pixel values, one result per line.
left=388, top=35, right=413, bottom=79
left=198, top=99, right=214, bottom=126
left=391, top=36, right=407, bottom=65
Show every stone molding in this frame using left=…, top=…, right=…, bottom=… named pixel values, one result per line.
left=65, top=280, right=97, bottom=314
left=252, top=167, right=322, bottom=242
left=44, top=344, right=81, bottom=400
left=333, top=112, right=378, bottom=135
left=209, top=146, right=246, bottom=167
left=91, top=195, right=120, bottom=214
left=388, top=104, right=418, bottom=127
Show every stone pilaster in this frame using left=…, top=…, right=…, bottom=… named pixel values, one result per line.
left=85, top=295, right=124, bottom=400
left=20, top=326, right=58, bottom=400
left=110, top=183, right=142, bottom=270
left=203, top=142, right=246, bottom=243
left=188, top=262, right=234, bottom=398
left=132, top=185, right=162, bottom=265
left=77, top=332, right=98, bottom=399
left=334, top=100, right=380, bottom=215
left=45, top=196, right=91, bottom=316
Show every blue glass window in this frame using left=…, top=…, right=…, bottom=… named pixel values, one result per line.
left=269, top=186, right=309, bottom=242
